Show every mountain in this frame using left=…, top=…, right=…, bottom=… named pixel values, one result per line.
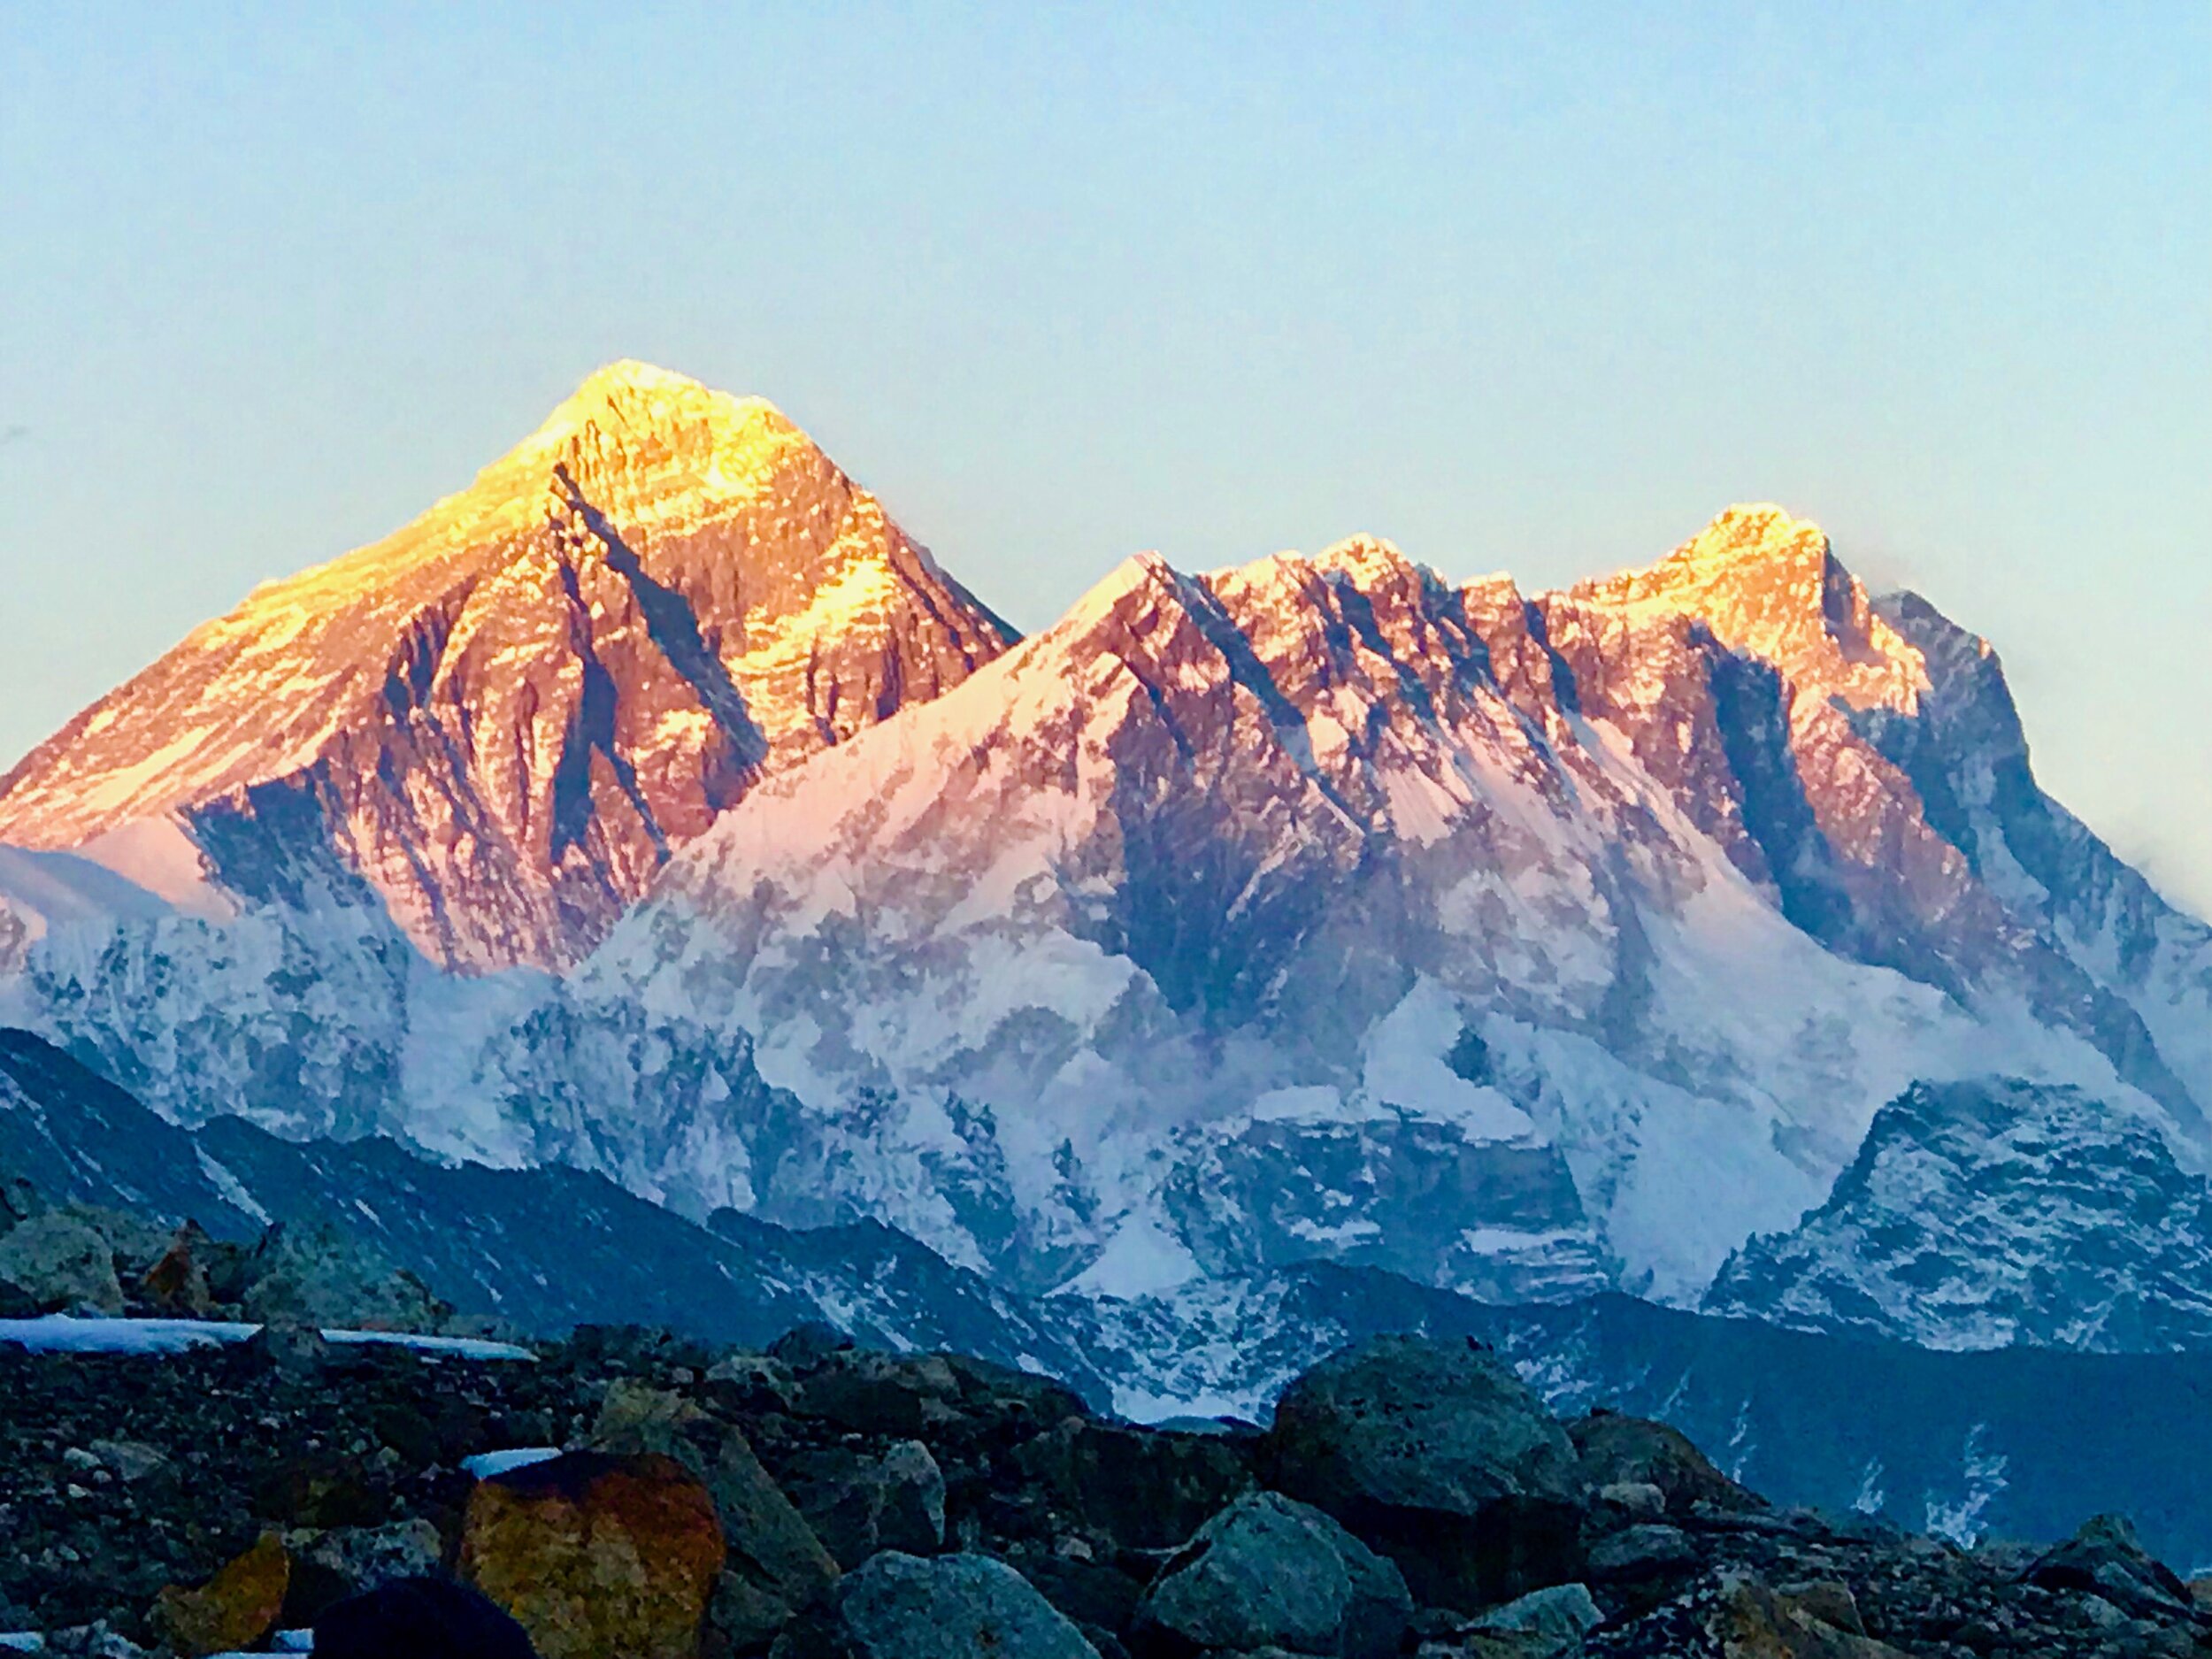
left=0, top=362, right=1012, bottom=972
left=0, top=1026, right=1102, bottom=1388
left=1704, top=1076, right=2212, bottom=1349
left=19, top=1026, right=2212, bottom=1582
left=7, top=463, right=2212, bottom=1348
left=519, top=506, right=2212, bottom=1312
left=0, top=1026, right=259, bottom=1235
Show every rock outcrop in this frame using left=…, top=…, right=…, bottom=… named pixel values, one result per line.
left=1266, top=1336, right=1586, bottom=1609
left=1131, top=1488, right=1411, bottom=1659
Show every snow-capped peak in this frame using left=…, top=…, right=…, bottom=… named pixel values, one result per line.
left=0, top=365, right=1011, bottom=970
left=1304, top=534, right=1420, bottom=584
left=502, top=360, right=802, bottom=489
left=1563, top=503, right=1931, bottom=715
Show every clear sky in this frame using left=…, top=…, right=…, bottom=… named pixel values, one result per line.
left=3, top=4, right=2208, bottom=905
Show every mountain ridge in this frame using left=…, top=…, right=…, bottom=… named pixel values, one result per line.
left=0, top=362, right=1014, bottom=971
left=3, top=388, right=2209, bottom=1352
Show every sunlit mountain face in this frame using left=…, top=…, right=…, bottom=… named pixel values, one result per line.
left=5, top=367, right=2212, bottom=1358
left=0, top=361, right=1012, bottom=972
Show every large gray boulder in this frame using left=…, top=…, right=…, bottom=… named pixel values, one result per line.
left=2023, top=1513, right=2193, bottom=1620
left=1133, top=1489, right=1411, bottom=1659
left=0, top=1210, right=124, bottom=1314
left=1470, top=1582, right=1603, bottom=1656
left=1263, top=1335, right=1586, bottom=1611
left=1568, top=1409, right=1760, bottom=1517
left=772, top=1551, right=1102, bottom=1659
left=241, top=1222, right=449, bottom=1333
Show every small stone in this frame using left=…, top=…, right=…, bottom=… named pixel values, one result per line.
left=1598, top=1479, right=1668, bottom=1520
left=1472, top=1582, right=1602, bottom=1656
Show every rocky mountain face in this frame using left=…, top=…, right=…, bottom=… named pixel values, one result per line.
left=4, top=425, right=2212, bottom=1352
left=0, top=362, right=1011, bottom=971
left=1703, top=1078, right=2212, bottom=1349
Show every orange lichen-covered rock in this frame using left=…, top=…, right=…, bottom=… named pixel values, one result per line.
left=461, top=1449, right=726, bottom=1659
left=151, top=1532, right=290, bottom=1656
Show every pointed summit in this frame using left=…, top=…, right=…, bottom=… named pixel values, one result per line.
left=0, top=365, right=1012, bottom=971
left=576, top=357, right=716, bottom=397
left=1665, top=503, right=1829, bottom=570
left=1568, top=504, right=1929, bottom=713
left=512, top=360, right=791, bottom=460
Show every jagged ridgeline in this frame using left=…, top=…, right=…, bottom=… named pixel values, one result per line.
left=4, top=364, right=2212, bottom=1645
left=2, top=368, right=2208, bottom=1349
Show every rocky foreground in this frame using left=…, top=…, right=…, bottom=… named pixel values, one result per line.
left=6, top=1302, right=2212, bottom=1658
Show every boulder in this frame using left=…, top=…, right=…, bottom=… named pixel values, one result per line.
left=785, top=1439, right=948, bottom=1568
left=1015, top=1552, right=1148, bottom=1640
left=589, top=1382, right=838, bottom=1649
left=1469, top=1583, right=1601, bottom=1656
left=773, top=1551, right=1102, bottom=1659
left=1779, top=1580, right=1865, bottom=1635
left=941, top=1352, right=1094, bottom=1433
left=312, top=1576, right=540, bottom=1659
left=150, top=1532, right=290, bottom=1656
left=243, top=1315, right=337, bottom=1376
left=0, top=1210, right=123, bottom=1314
left=769, top=1321, right=856, bottom=1369
left=1586, top=1523, right=1698, bottom=1583
left=1263, top=1336, right=1586, bottom=1610
left=1567, top=1412, right=1760, bottom=1517
left=460, top=1450, right=726, bottom=1659
left=793, top=1350, right=967, bottom=1439
left=241, top=1221, right=451, bottom=1333
left=87, top=1438, right=168, bottom=1485
left=792, top=1348, right=1089, bottom=1443
left=703, top=1349, right=800, bottom=1411
left=58, top=1201, right=171, bottom=1275
left=1131, top=1490, right=1411, bottom=1659
left=2021, top=1512, right=2193, bottom=1619
left=1013, top=1417, right=1252, bottom=1551
left=1712, top=1573, right=1916, bottom=1659
left=137, top=1223, right=217, bottom=1317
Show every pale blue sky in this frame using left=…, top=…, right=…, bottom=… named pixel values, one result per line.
left=3, top=4, right=2208, bottom=904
